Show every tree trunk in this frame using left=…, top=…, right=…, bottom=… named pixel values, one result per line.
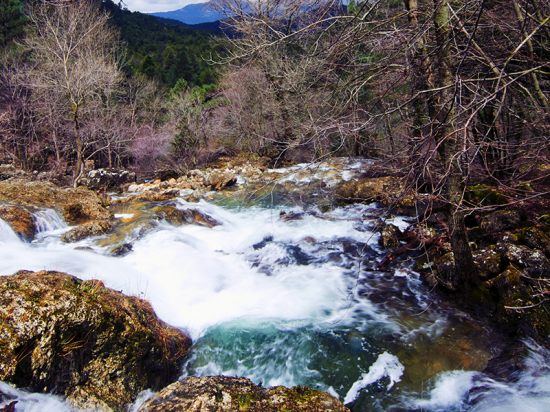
left=432, top=0, right=482, bottom=298
left=73, top=109, right=83, bottom=188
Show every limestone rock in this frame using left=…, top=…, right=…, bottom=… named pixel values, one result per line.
left=78, top=168, right=136, bottom=191
left=336, top=176, right=417, bottom=210
left=0, top=179, right=110, bottom=223
left=0, top=206, right=36, bottom=241
left=208, top=170, right=237, bottom=191
left=137, top=376, right=349, bottom=412
left=0, top=271, right=191, bottom=411
left=61, top=219, right=115, bottom=243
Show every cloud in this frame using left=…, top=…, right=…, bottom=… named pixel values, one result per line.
left=121, top=0, right=208, bottom=13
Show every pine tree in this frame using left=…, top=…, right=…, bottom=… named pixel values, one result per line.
left=0, top=0, right=27, bottom=47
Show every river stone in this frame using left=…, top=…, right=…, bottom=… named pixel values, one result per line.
left=0, top=271, right=191, bottom=411
left=0, top=179, right=110, bottom=223
left=378, top=222, right=403, bottom=249
left=0, top=206, right=36, bottom=241
left=61, top=219, right=115, bottom=243
left=480, top=210, right=522, bottom=233
left=153, top=205, right=221, bottom=228
left=137, top=376, right=349, bottom=412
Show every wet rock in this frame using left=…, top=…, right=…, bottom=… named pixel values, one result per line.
left=0, top=401, right=17, bottom=412
left=153, top=206, right=221, bottom=228
left=208, top=170, right=237, bottom=191
left=61, top=219, right=115, bottom=243
left=253, top=235, right=273, bottom=250
left=0, top=206, right=36, bottom=241
left=280, top=210, right=304, bottom=221
left=378, top=222, right=403, bottom=249
left=480, top=210, right=522, bottom=233
left=110, top=242, right=133, bottom=257
left=78, top=168, right=136, bottom=191
left=0, top=271, right=191, bottom=411
left=136, top=376, right=349, bottom=412
left=0, top=179, right=110, bottom=223
left=472, top=246, right=503, bottom=280
left=138, top=221, right=158, bottom=239
left=496, top=242, right=548, bottom=268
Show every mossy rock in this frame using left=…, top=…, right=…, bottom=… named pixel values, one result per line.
left=137, top=376, right=349, bottom=412
left=480, top=210, right=523, bottom=233
left=0, top=271, right=191, bottom=411
left=0, top=179, right=111, bottom=223
left=466, top=184, right=509, bottom=206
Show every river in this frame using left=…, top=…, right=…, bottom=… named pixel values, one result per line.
left=1, top=160, right=550, bottom=411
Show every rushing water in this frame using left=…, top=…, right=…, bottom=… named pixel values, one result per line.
left=1, top=160, right=550, bottom=411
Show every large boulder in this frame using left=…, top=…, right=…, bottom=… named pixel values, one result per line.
left=0, top=206, right=36, bottom=241
left=137, top=376, right=349, bottom=412
left=0, top=271, right=191, bottom=411
left=0, top=179, right=110, bottom=223
left=78, top=168, right=136, bottom=191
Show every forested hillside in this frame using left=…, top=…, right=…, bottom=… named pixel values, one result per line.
left=102, top=0, right=222, bottom=88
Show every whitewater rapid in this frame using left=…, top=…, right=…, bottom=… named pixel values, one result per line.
left=2, top=166, right=550, bottom=411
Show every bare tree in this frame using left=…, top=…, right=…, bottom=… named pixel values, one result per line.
left=23, top=0, right=123, bottom=186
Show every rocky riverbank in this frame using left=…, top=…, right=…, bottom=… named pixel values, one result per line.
left=1, top=158, right=550, bottom=408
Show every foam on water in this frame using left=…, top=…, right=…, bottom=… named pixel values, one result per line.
left=344, top=352, right=404, bottom=404
left=3, top=168, right=550, bottom=410
left=0, top=219, right=21, bottom=243
left=0, top=382, right=76, bottom=412
left=33, top=209, right=67, bottom=233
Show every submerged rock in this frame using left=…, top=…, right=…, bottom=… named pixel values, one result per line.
left=110, top=242, right=133, bottom=257
left=0, top=206, right=36, bottom=241
left=137, top=376, right=349, bottom=412
left=0, top=270, right=191, bottom=411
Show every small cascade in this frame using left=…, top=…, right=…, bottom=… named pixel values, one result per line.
left=0, top=219, right=21, bottom=244
left=33, top=209, right=67, bottom=232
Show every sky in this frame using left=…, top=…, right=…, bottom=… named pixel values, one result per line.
left=120, top=0, right=208, bottom=13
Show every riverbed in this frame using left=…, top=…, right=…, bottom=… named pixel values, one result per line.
left=1, top=160, right=550, bottom=411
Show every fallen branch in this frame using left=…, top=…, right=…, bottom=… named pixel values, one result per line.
left=504, top=298, right=550, bottom=310
left=376, top=236, right=442, bottom=269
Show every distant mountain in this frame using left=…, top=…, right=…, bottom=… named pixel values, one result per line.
left=151, top=2, right=224, bottom=25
